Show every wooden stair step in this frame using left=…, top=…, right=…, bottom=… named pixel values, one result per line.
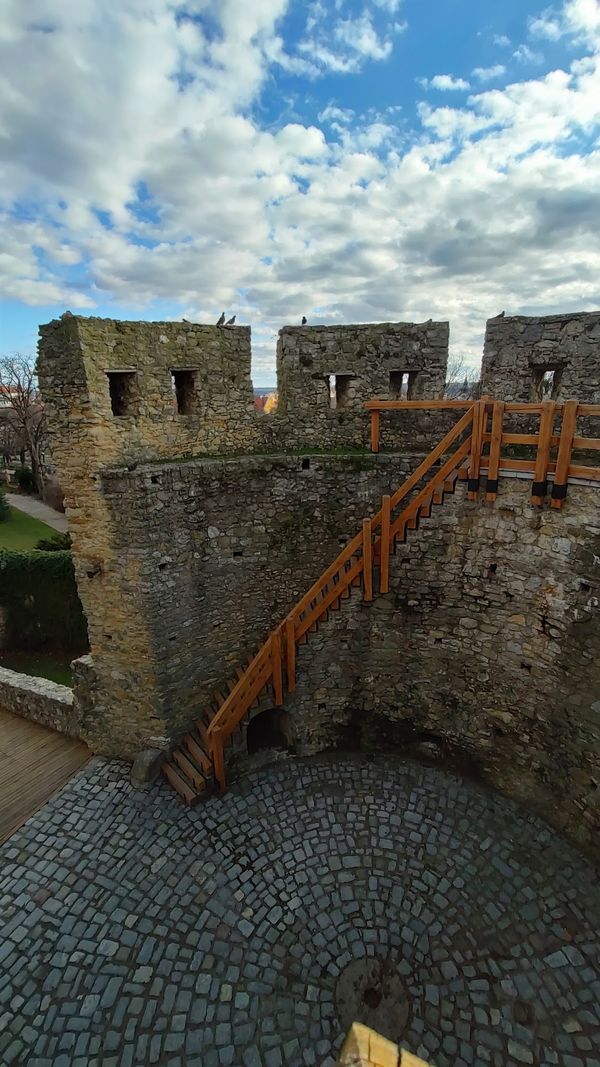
left=172, top=748, right=208, bottom=793
left=184, top=735, right=212, bottom=775
left=161, top=761, right=198, bottom=805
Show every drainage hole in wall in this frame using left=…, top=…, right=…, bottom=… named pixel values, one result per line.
left=580, top=581, right=591, bottom=592
left=488, top=563, right=498, bottom=575
left=302, top=457, right=310, bottom=470
left=521, top=662, right=532, bottom=673
left=158, top=562, right=167, bottom=570
left=233, top=549, right=244, bottom=558
left=151, top=475, right=159, bottom=485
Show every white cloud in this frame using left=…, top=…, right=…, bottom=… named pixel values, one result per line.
left=494, top=34, right=511, bottom=47
left=513, top=43, right=544, bottom=63
left=422, top=74, right=471, bottom=91
left=472, top=64, right=506, bottom=82
left=2, top=0, right=600, bottom=383
left=530, top=12, right=564, bottom=39
left=334, top=13, right=395, bottom=60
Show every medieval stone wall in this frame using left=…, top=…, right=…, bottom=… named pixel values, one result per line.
left=481, top=311, right=600, bottom=402
left=36, top=316, right=260, bottom=754
left=273, top=322, right=449, bottom=450
left=278, top=478, right=600, bottom=854
left=96, top=453, right=416, bottom=753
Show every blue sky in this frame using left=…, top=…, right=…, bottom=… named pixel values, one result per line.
left=1, top=0, right=600, bottom=383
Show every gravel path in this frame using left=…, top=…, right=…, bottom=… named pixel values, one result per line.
left=5, top=492, right=68, bottom=533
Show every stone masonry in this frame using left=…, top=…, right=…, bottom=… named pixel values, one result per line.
left=0, top=665, right=80, bottom=737
left=95, top=454, right=416, bottom=753
left=36, top=316, right=257, bottom=756
left=481, top=311, right=600, bottom=402
left=36, top=314, right=448, bottom=756
left=275, top=323, right=449, bottom=450
left=280, top=477, right=600, bottom=855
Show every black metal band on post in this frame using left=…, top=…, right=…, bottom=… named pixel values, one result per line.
left=467, top=477, right=480, bottom=493
left=485, top=479, right=498, bottom=494
left=531, top=480, right=547, bottom=498
left=551, top=483, right=568, bottom=501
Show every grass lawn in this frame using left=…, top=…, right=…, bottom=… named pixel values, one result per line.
left=0, top=506, right=58, bottom=551
left=0, top=650, right=74, bottom=686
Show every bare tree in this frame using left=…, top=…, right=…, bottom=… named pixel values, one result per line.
left=445, top=354, right=480, bottom=399
left=0, top=355, right=47, bottom=494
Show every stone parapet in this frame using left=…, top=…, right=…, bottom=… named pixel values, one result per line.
left=482, top=311, right=600, bottom=403
left=0, top=666, right=79, bottom=736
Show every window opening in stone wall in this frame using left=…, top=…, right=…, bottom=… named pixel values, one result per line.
left=531, top=365, right=563, bottom=401
left=107, top=371, right=139, bottom=417
left=389, top=370, right=417, bottom=400
left=328, top=374, right=356, bottom=411
left=171, top=369, right=197, bottom=415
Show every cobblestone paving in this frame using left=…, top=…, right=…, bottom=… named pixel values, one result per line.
left=0, top=755, right=599, bottom=1067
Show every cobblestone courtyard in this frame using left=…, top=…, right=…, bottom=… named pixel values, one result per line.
left=0, top=755, right=599, bottom=1067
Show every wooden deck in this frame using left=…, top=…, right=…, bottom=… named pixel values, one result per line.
left=0, top=707, right=90, bottom=846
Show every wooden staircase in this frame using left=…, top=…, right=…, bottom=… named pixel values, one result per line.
left=161, top=406, right=478, bottom=804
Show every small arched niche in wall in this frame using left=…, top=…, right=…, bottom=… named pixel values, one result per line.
left=247, top=708, right=295, bottom=755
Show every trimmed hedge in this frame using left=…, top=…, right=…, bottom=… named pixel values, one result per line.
left=0, top=487, right=8, bottom=523
left=0, top=550, right=89, bottom=651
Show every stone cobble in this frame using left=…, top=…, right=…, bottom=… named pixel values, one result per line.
left=0, top=755, right=599, bottom=1067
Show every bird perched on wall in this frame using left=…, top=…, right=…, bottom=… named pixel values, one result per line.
left=216, top=312, right=226, bottom=326
left=301, top=316, right=307, bottom=325
left=127, top=462, right=138, bottom=472
left=225, top=315, right=236, bottom=326
left=182, top=318, right=191, bottom=324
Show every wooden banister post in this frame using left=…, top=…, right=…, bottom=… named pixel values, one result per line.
left=285, top=616, right=296, bottom=693
left=532, top=400, right=556, bottom=505
left=380, top=495, right=391, bottom=594
left=370, top=409, right=380, bottom=453
left=271, top=628, right=284, bottom=705
left=552, top=399, right=578, bottom=509
left=362, top=518, right=373, bottom=601
left=485, top=401, right=504, bottom=501
left=468, top=400, right=483, bottom=499
left=211, top=729, right=226, bottom=794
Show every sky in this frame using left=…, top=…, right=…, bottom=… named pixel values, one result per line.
left=1, top=0, right=600, bottom=385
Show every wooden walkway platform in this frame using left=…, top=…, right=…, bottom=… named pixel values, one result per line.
left=0, top=707, right=90, bottom=846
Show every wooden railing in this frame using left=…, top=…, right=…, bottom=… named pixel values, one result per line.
left=366, top=397, right=600, bottom=507
left=175, top=395, right=600, bottom=797
left=205, top=406, right=475, bottom=791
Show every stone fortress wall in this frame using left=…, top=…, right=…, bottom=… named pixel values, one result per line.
left=274, top=322, right=449, bottom=450
left=36, top=309, right=600, bottom=850
left=481, top=311, right=600, bottom=402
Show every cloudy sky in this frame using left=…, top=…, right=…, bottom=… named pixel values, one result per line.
left=1, top=0, right=600, bottom=384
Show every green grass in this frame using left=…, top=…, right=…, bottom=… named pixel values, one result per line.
left=0, top=650, right=74, bottom=686
left=0, top=507, right=58, bottom=551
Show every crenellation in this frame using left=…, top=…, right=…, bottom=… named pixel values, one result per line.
left=275, top=321, right=449, bottom=449
left=481, top=310, right=600, bottom=402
